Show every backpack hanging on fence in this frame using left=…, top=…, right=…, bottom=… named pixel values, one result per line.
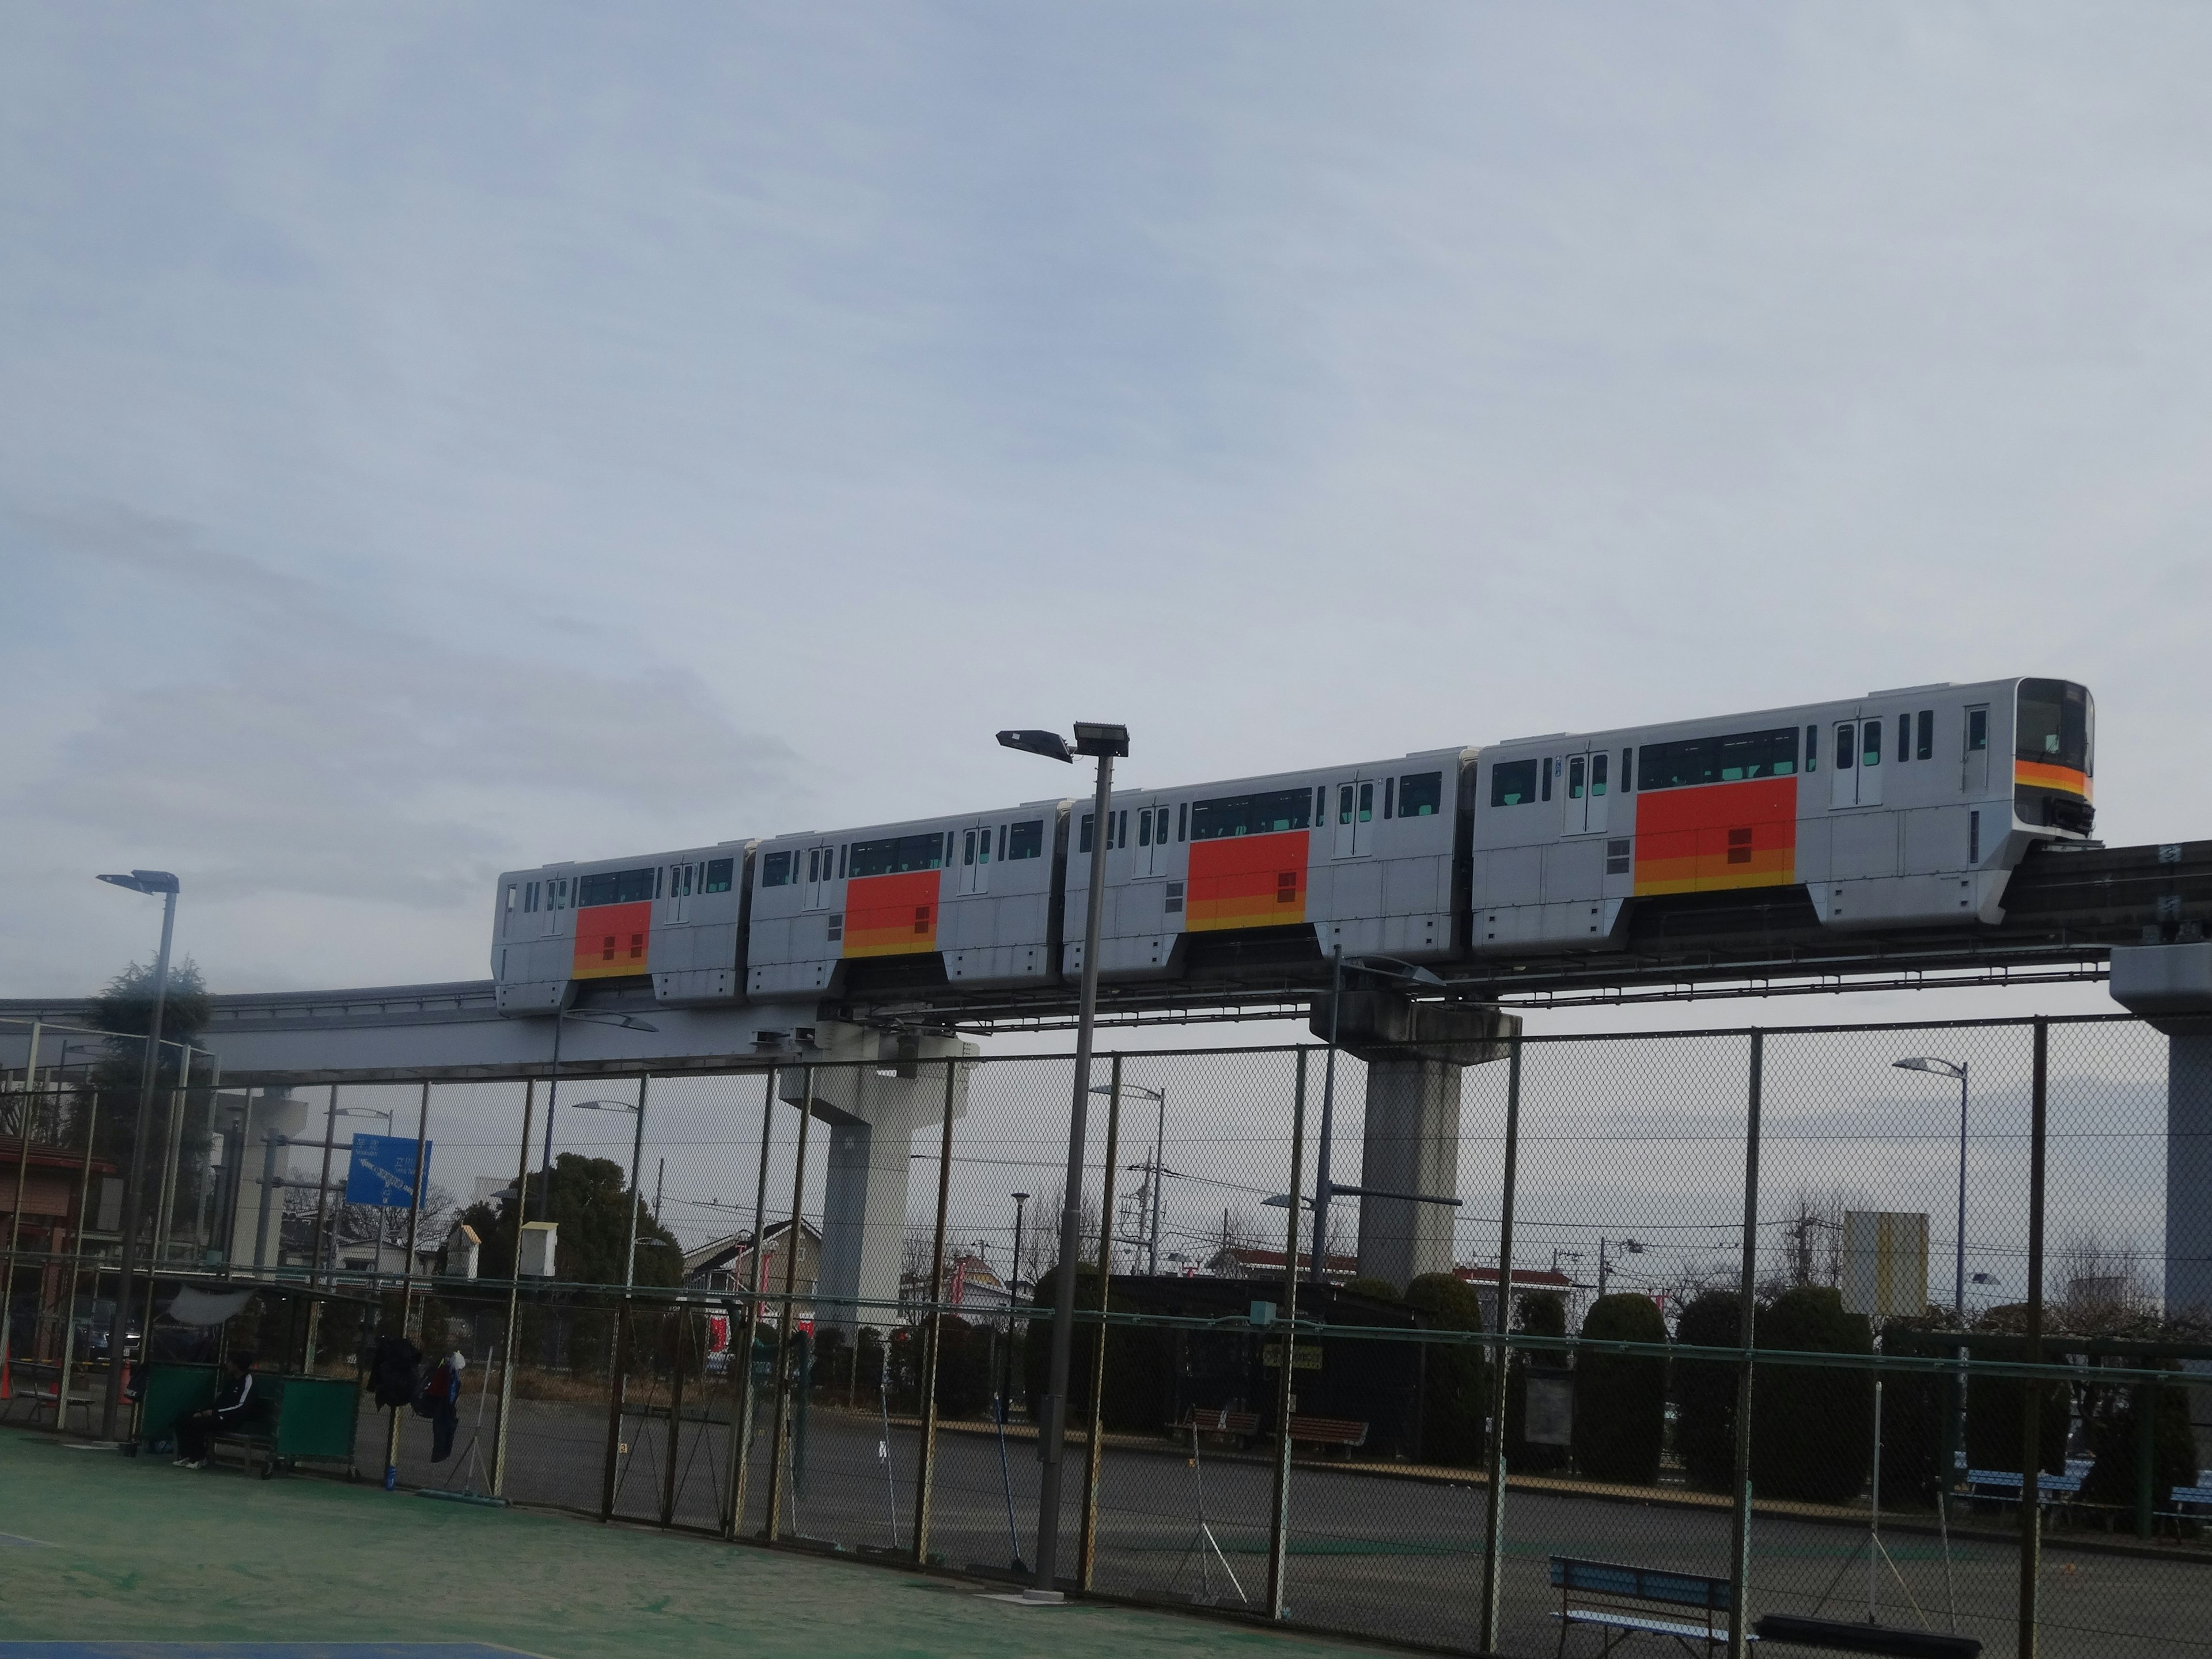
left=412, top=1360, right=452, bottom=1419
left=370, top=1335, right=423, bottom=1410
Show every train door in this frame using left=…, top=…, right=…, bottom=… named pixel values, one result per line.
left=1963, top=704, right=1990, bottom=794
left=1132, top=801, right=1172, bottom=877
left=1829, top=719, right=1885, bottom=809
left=1566, top=751, right=1611, bottom=835
left=1332, top=779, right=1374, bottom=858
left=957, top=825, right=993, bottom=895
left=668, top=860, right=694, bottom=923
left=803, top=845, right=832, bottom=909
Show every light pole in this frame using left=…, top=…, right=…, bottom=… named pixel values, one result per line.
left=1092, top=1081, right=1166, bottom=1274
left=1893, top=1056, right=1971, bottom=1321
left=998, top=718, right=1126, bottom=1601
left=1595, top=1236, right=1645, bottom=1298
left=94, top=868, right=178, bottom=1440
left=1311, top=951, right=1452, bottom=1289
left=1003, top=1192, right=1029, bottom=1412
left=566, top=1091, right=649, bottom=1287
left=538, top=1010, right=656, bottom=1221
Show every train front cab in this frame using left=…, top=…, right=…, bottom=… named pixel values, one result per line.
left=1466, top=676, right=2095, bottom=952
left=1061, top=748, right=1474, bottom=982
left=745, top=803, right=1067, bottom=1001
left=492, top=842, right=750, bottom=1014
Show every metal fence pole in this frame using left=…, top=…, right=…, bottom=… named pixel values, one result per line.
left=1478, top=1035, right=1522, bottom=1652
left=1727, top=1029, right=1764, bottom=1659
left=911, top=1055, right=959, bottom=1565
left=762, top=1065, right=815, bottom=1542
left=1268, top=1047, right=1310, bottom=1621
left=385, top=1080, right=431, bottom=1486
left=601, top=1300, right=632, bottom=1520
left=2, top=1021, right=38, bottom=1374
left=490, top=1080, right=535, bottom=1498
left=304, top=1084, right=339, bottom=1368
left=1077, top=1054, right=1123, bottom=1590
left=2019, top=1018, right=2049, bottom=1659
left=54, top=1088, right=101, bottom=1434
left=725, top=1066, right=779, bottom=1539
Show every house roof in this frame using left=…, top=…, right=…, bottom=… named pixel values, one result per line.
left=1454, top=1264, right=1575, bottom=1289
left=683, top=1217, right=821, bottom=1277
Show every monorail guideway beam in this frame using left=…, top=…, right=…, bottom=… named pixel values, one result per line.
left=779, top=1022, right=979, bottom=1338
left=1309, top=988, right=1520, bottom=1291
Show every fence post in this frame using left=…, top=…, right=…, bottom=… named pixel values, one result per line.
left=2, top=1021, right=37, bottom=1374
left=1077, top=1054, right=1123, bottom=1590
left=601, top=1300, right=632, bottom=1520
left=725, top=1066, right=779, bottom=1537
left=1728, top=1029, right=1764, bottom=1659
left=2019, top=1018, right=2048, bottom=1659
left=385, top=1080, right=431, bottom=1487
left=661, top=1313, right=686, bottom=1527
left=53, top=1087, right=101, bottom=1434
left=1478, top=1035, right=1521, bottom=1653
left=1268, top=1047, right=1310, bottom=1621
left=911, top=1055, right=959, bottom=1565
left=490, top=1081, right=535, bottom=1499
left=762, top=1065, right=815, bottom=1541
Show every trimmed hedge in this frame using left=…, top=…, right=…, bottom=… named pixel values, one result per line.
left=1573, top=1293, right=1668, bottom=1485
left=1751, top=1286, right=1874, bottom=1505
left=1020, top=1263, right=1176, bottom=1430
left=1672, top=1290, right=1741, bottom=1491
left=1506, top=1292, right=1570, bottom=1472
left=1404, top=1271, right=1490, bottom=1467
left=1965, top=1370, right=2069, bottom=1475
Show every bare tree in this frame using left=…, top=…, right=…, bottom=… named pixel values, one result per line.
left=2054, top=1229, right=2155, bottom=1336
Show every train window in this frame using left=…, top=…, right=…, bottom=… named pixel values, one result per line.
left=959, top=832, right=972, bottom=868
left=1138, top=810, right=1152, bottom=848
left=1540, top=760, right=1552, bottom=802
left=1117, top=810, right=1130, bottom=849
left=1637, top=727, right=1799, bottom=791
left=1399, top=771, right=1443, bottom=816
left=1968, top=709, right=1988, bottom=752
left=1315, top=785, right=1327, bottom=823
left=1359, top=782, right=1374, bottom=823
left=704, top=858, right=733, bottom=893
left=684, top=863, right=695, bottom=896
left=2017, top=679, right=2093, bottom=774
left=850, top=832, right=949, bottom=877
left=1009, top=820, right=1045, bottom=860
left=838, top=844, right=848, bottom=879
left=1805, top=725, right=1819, bottom=772
left=1916, top=710, right=1934, bottom=762
left=1338, top=784, right=1353, bottom=825
left=1190, top=787, right=1315, bottom=840
left=524, top=882, right=537, bottom=912
left=1176, top=801, right=1187, bottom=842
left=505, top=884, right=517, bottom=912
left=762, top=851, right=793, bottom=888
left=997, top=825, right=1007, bottom=861
left=1622, top=748, right=1634, bottom=792
left=1969, top=810, right=1980, bottom=864
left=1590, top=753, right=1608, bottom=797
left=945, top=830, right=955, bottom=864
left=1489, top=760, right=1539, bottom=807
left=1897, top=714, right=1911, bottom=761
left=1567, top=757, right=1586, bottom=800
left=1079, top=813, right=1094, bottom=854
left=808, top=849, right=820, bottom=884
left=1382, top=777, right=1395, bottom=819
left=1862, top=719, right=1883, bottom=767
left=1835, top=724, right=1854, bottom=770
left=577, top=868, right=655, bottom=907
left=1154, top=806, right=1169, bottom=843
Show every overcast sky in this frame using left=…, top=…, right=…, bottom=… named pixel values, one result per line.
left=5, top=5, right=2210, bottom=1017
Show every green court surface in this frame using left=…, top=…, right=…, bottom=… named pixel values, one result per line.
left=0, top=1431, right=1385, bottom=1659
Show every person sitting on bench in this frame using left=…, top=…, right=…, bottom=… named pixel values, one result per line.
left=174, top=1351, right=257, bottom=1469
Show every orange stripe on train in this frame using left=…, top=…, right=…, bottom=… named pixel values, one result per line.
left=1186, top=830, right=1308, bottom=932
left=572, top=901, right=654, bottom=979
left=842, top=869, right=941, bottom=959
left=2014, top=760, right=2091, bottom=800
left=1631, top=777, right=1797, bottom=897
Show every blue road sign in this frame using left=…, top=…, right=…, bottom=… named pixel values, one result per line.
left=345, top=1133, right=430, bottom=1208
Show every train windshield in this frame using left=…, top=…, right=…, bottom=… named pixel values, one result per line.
left=2016, top=679, right=2094, bottom=777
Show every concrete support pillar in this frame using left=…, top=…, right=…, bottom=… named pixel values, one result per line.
left=2165, top=1033, right=2212, bottom=1321
left=1312, top=987, right=1519, bottom=1294
left=1355, top=1056, right=1463, bottom=1289
left=222, top=1086, right=305, bottom=1269
left=781, top=1024, right=975, bottom=1335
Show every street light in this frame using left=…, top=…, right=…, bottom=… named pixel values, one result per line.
left=1893, top=1056, right=1971, bottom=1322
left=567, top=1093, right=650, bottom=1289
left=998, top=717, right=1126, bottom=1601
left=94, top=868, right=179, bottom=1441
left=537, top=1009, right=657, bottom=1221
left=1092, top=1081, right=1167, bottom=1274
left=1312, top=952, right=1452, bottom=1289
left=1595, top=1237, right=1645, bottom=1298
left=1003, top=1192, right=1029, bottom=1414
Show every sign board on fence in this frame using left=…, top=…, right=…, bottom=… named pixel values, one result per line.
left=1842, top=1210, right=1929, bottom=1318
left=1524, top=1372, right=1574, bottom=1446
left=1261, top=1339, right=1323, bottom=1371
left=346, top=1133, right=431, bottom=1208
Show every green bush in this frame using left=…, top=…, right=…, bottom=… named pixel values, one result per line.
left=2080, top=1369, right=2196, bottom=1511
left=1506, top=1292, right=1570, bottom=1472
left=1751, top=1286, right=1873, bottom=1505
left=1672, top=1290, right=1741, bottom=1491
left=1404, top=1272, right=1490, bottom=1467
left=1964, top=1372, right=2069, bottom=1475
left=1870, top=1317, right=1952, bottom=1506
left=1574, top=1294, right=1667, bottom=1486
left=930, top=1315, right=996, bottom=1418
left=1020, top=1263, right=1176, bottom=1431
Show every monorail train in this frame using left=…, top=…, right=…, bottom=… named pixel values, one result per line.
left=490, top=676, right=2094, bottom=1015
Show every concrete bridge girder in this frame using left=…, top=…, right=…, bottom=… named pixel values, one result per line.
left=1309, top=991, right=1520, bottom=1292
left=777, top=1022, right=978, bottom=1335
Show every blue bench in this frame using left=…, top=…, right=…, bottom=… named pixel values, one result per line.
left=1549, top=1556, right=1749, bottom=1654
left=1964, top=1468, right=2082, bottom=1508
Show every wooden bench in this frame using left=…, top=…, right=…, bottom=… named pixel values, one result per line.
left=1549, top=1556, right=1748, bottom=1655
left=1176, top=1407, right=1261, bottom=1446
left=1286, top=1414, right=1368, bottom=1455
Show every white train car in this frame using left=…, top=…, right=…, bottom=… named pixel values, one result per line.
left=745, top=802, right=1070, bottom=999
left=1468, top=676, right=2093, bottom=952
left=492, top=842, right=752, bottom=1013
left=1062, top=748, right=1475, bottom=980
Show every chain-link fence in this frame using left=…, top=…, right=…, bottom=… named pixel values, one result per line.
left=5, top=1011, right=2210, bottom=1657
